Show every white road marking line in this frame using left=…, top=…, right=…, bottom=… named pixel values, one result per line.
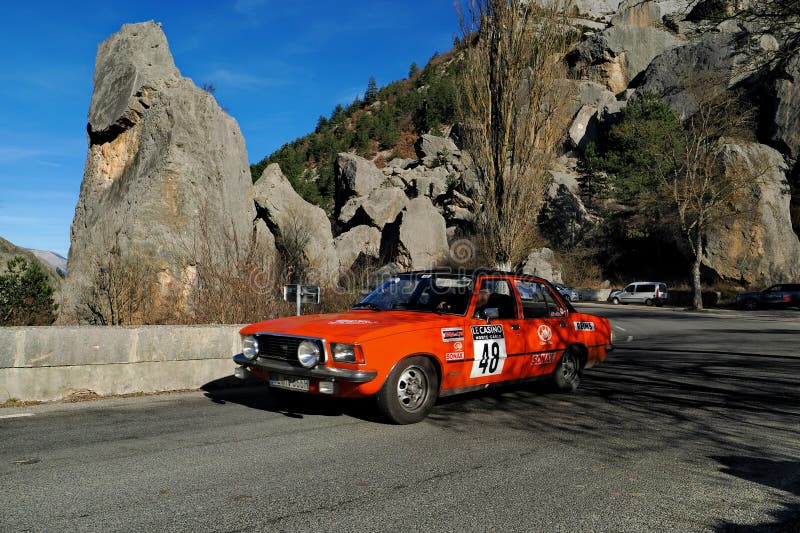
left=0, top=413, right=33, bottom=420
left=614, top=325, right=627, bottom=332
left=627, top=336, right=634, bottom=342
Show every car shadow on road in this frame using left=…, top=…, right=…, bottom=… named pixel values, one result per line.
left=200, top=376, right=385, bottom=423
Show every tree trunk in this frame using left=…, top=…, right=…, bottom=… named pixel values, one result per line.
left=692, top=238, right=703, bottom=311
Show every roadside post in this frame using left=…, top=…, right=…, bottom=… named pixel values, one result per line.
left=283, top=284, right=321, bottom=316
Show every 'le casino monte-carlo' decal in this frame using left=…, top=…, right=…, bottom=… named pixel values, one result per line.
left=470, top=324, right=507, bottom=378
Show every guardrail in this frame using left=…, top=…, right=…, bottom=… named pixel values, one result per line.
left=0, top=325, right=242, bottom=403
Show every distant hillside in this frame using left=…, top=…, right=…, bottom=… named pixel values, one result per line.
left=250, top=49, right=461, bottom=212
left=0, top=236, right=64, bottom=287
left=28, top=249, right=67, bottom=275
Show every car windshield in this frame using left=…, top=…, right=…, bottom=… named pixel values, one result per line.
left=354, top=273, right=474, bottom=315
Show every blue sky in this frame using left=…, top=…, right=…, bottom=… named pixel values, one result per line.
left=0, top=1, right=458, bottom=257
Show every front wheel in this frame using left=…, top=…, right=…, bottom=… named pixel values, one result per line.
left=553, top=349, right=582, bottom=392
left=612, top=297, right=620, bottom=305
left=377, top=357, right=439, bottom=424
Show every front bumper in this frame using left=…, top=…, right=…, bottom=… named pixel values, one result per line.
left=233, top=353, right=378, bottom=383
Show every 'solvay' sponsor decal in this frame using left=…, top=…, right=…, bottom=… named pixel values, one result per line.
left=441, top=327, right=464, bottom=342
left=573, top=321, right=595, bottom=331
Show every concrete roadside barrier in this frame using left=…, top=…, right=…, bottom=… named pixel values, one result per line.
left=0, top=325, right=243, bottom=403
left=577, top=288, right=613, bottom=302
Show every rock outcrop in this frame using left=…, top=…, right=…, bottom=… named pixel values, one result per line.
left=338, top=187, right=409, bottom=230
left=568, top=25, right=685, bottom=93
left=765, top=56, right=800, bottom=160
left=335, top=225, right=382, bottom=272
left=539, top=172, right=600, bottom=247
left=254, top=164, right=337, bottom=281
left=380, top=197, right=449, bottom=270
left=62, top=21, right=273, bottom=322
left=702, top=142, right=800, bottom=286
left=334, top=153, right=385, bottom=211
left=521, top=248, right=563, bottom=284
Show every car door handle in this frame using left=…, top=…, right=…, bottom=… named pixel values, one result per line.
left=559, top=322, right=567, bottom=327
left=511, top=324, right=520, bottom=330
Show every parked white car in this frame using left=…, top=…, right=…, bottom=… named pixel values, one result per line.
left=608, top=282, right=668, bottom=306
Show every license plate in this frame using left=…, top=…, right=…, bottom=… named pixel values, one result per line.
left=269, top=374, right=310, bottom=392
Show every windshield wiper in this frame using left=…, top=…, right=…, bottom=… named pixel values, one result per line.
left=353, top=302, right=384, bottom=311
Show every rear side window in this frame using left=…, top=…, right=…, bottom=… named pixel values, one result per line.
left=637, top=284, right=655, bottom=293
left=515, top=280, right=564, bottom=318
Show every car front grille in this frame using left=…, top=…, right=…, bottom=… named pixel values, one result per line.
left=255, top=334, right=303, bottom=362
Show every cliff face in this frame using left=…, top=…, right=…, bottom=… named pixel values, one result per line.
left=62, top=22, right=273, bottom=323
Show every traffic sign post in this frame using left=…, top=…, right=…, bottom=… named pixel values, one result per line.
left=283, top=284, right=321, bottom=316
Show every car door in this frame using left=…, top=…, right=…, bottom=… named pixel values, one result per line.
left=514, top=279, right=569, bottom=378
left=619, top=284, right=636, bottom=303
left=457, top=277, right=527, bottom=387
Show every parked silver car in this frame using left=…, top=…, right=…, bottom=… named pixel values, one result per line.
left=608, top=282, right=668, bottom=306
left=553, top=283, right=580, bottom=302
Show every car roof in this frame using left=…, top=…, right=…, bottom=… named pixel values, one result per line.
left=400, top=268, right=550, bottom=284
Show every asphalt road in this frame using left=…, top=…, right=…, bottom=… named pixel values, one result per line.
left=2, top=305, right=799, bottom=532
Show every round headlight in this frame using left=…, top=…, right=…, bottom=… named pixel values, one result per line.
left=242, top=335, right=259, bottom=361
left=297, top=340, right=321, bottom=368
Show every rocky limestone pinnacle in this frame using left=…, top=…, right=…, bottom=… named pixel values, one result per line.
left=61, top=21, right=274, bottom=323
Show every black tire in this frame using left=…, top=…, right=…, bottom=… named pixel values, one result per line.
left=553, top=349, right=582, bottom=392
left=612, top=297, right=620, bottom=305
left=376, top=356, right=439, bottom=424
left=742, top=299, right=758, bottom=311
left=644, top=298, right=653, bottom=306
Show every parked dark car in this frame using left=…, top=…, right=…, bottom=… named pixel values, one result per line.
left=736, top=284, right=800, bottom=310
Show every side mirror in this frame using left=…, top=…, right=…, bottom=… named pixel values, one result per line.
left=483, top=307, right=499, bottom=324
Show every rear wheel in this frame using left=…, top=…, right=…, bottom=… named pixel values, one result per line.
left=553, top=349, right=582, bottom=392
left=645, top=298, right=653, bottom=306
left=377, top=357, right=439, bottom=424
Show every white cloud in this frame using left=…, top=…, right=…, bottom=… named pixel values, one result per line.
left=206, top=69, right=288, bottom=90
left=0, top=147, right=41, bottom=162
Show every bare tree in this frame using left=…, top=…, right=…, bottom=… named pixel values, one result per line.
left=82, top=243, right=159, bottom=325
left=457, top=0, right=577, bottom=269
left=187, top=207, right=279, bottom=325
left=657, top=82, right=769, bottom=309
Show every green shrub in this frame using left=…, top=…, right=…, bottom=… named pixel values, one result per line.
left=0, top=256, right=57, bottom=326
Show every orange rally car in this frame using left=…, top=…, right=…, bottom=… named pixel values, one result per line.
left=233, top=269, right=613, bottom=424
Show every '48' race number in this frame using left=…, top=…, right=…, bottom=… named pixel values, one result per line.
left=470, top=325, right=507, bottom=378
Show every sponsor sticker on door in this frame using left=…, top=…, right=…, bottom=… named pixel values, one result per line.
left=445, top=351, right=465, bottom=362
left=538, top=324, right=553, bottom=344
left=573, top=321, right=595, bottom=331
left=470, top=325, right=507, bottom=378
left=441, top=327, right=464, bottom=343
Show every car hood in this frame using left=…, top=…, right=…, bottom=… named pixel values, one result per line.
left=240, top=310, right=458, bottom=344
